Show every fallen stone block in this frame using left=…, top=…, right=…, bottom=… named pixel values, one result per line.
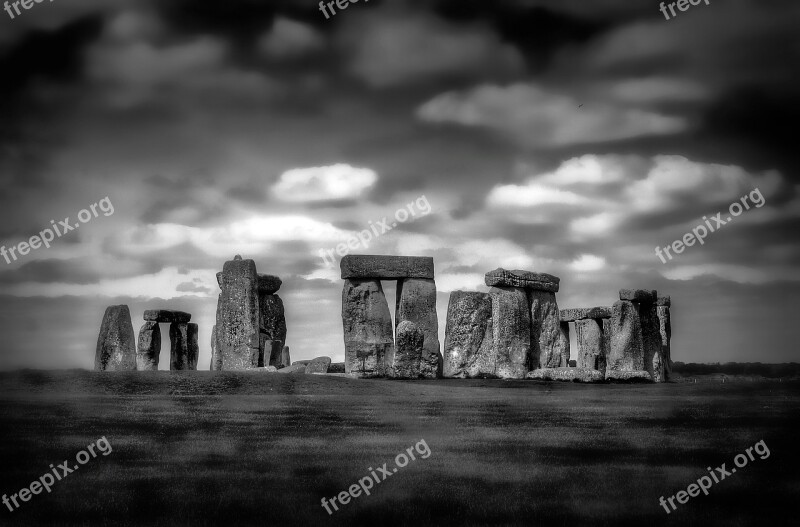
left=340, top=255, right=434, bottom=279
left=619, top=289, right=657, bottom=304
left=526, top=368, right=605, bottom=383
left=328, top=362, right=346, bottom=374
left=443, top=291, right=494, bottom=378
left=305, top=356, right=332, bottom=374
left=255, top=366, right=279, bottom=372
left=485, top=268, right=559, bottom=292
left=95, top=305, right=137, bottom=371
left=278, top=363, right=308, bottom=374
left=143, top=309, right=191, bottom=323
left=559, top=307, right=612, bottom=322
left=292, top=360, right=311, bottom=366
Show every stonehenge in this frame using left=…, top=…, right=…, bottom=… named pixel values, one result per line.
left=340, top=255, right=441, bottom=378
left=95, top=253, right=674, bottom=384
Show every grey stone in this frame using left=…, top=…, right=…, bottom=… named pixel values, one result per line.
left=292, top=360, right=311, bottom=366
left=395, top=278, right=441, bottom=378
left=143, top=309, right=191, bottom=323
left=169, top=323, right=190, bottom=370
left=559, top=307, right=612, bottom=322
left=657, top=305, right=672, bottom=377
left=606, top=300, right=644, bottom=376
left=259, top=293, right=286, bottom=367
left=210, top=325, right=222, bottom=371
left=619, top=289, right=657, bottom=304
left=389, top=321, right=424, bottom=378
left=526, top=368, right=604, bottom=383
left=485, top=268, right=559, bottom=292
left=657, top=295, right=671, bottom=307
left=576, top=319, right=605, bottom=372
left=186, top=323, right=199, bottom=371
left=281, top=345, right=291, bottom=368
left=568, top=360, right=577, bottom=367
left=529, top=289, right=568, bottom=370
left=258, top=274, right=282, bottom=295
left=216, top=257, right=260, bottom=370
left=95, top=305, right=137, bottom=371
left=255, top=366, right=278, bottom=372
left=278, top=363, right=308, bottom=374
left=342, top=279, right=393, bottom=377
left=136, top=321, right=160, bottom=371
left=216, top=272, right=223, bottom=289
left=489, top=286, right=531, bottom=379
left=639, top=301, right=664, bottom=382
left=305, top=356, right=332, bottom=374
left=443, top=291, right=494, bottom=378
left=328, top=362, right=346, bottom=373
left=606, top=370, right=653, bottom=382
left=264, top=340, right=283, bottom=368
left=340, top=255, right=434, bottom=279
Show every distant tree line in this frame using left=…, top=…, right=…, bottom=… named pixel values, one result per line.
left=672, top=362, right=800, bottom=378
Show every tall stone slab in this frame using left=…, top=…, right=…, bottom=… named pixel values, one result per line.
left=210, top=325, right=222, bottom=371
left=395, top=278, right=441, bottom=378
left=607, top=300, right=644, bottom=376
left=489, top=286, right=531, bottom=379
left=186, top=323, right=199, bottom=371
left=559, top=322, right=571, bottom=367
left=638, top=298, right=664, bottom=383
left=529, top=289, right=568, bottom=369
left=259, top=293, right=287, bottom=367
left=389, top=321, right=424, bottom=378
left=341, top=255, right=434, bottom=280
left=576, top=319, right=604, bottom=372
left=281, top=345, right=291, bottom=368
left=136, top=321, right=161, bottom=371
left=170, top=322, right=190, bottom=371
left=443, top=291, right=494, bottom=378
left=216, top=256, right=260, bottom=370
left=95, top=305, right=136, bottom=371
left=342, top=279, right=394, bottom=377
left=657, top=296, right=672, bottom=377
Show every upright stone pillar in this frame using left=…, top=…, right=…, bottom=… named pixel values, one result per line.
left=216, top=255, right=260, bottom=370
left=443, top=291, right=493, bottom=378
left=576, top=319, right=604, bottom=371
left=210, top=325, right=222, bottom=371
left=489, top=286, right=531, bottom=379
left=258, top=274, right=286, bottom=368
left=637, top=293, right=663, bottom=382
left=281, top=345, right=291, bottom=368
left=187, top=323, right=199, bottom=371
left=559, top=322, right=571, bottom=368
left=136, top=321, right=160, bottom=371
left=396, top=278, right=441, bottom=378
left=607, top=290, right=659, bottom=378
left=389, top=321, right=424, bottom=378
left=170, top=322, right=190, bottom=370
left=342, top=279, right=394, bottom=377
left=95, top=305, right=137, bottom=371
left=657, top=296, right=672, bottom=378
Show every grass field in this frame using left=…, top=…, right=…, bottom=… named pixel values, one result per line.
left=0, top=371, right=797, bottom=526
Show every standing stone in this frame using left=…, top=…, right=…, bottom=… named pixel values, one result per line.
left=395, top=278, right=441, bottom=378
left=216, top=257, right=260, bottom=370
left=342, top=279, right=394, bottom=377
left=560, top=322, right=571, bottom=368
left=529, top=290, right=568, bottom=370
left=657, top=297, right=672, bottom=377
left=602, top=318, right=612, bottom=361
left=170, top=323, right=190, bottom=370
left=210, top=325, right=222, bottom=371
left=576, top=319, right=604, bottom=371
left=136, top=321, right=161, bottom=371
left=265, top=340, right=283, bottom=368
left=258, top=274, right=282, bottom=295
left=305, top=356, right=332, bottom=374
left=443, top=291, right=494, bottom=378
left=489, top=287, right=531, bottom=379
left=607, top=300, right=644, bottom=376
left=95, top=305, right=136, bottom=371
left=389, top=321, right=424, bottom=378
left=281, top=345, right=291, bottom=369
left=187, top=323, right=199, bottom=371
left=259, top=294, right=287, bottom=366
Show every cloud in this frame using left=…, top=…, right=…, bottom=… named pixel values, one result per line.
left=569, top=254, right=606, bottom=272
left=487, top=183, right=590, bottom=208
left=271, top=164, right=378, bottom=203
left=258, top=17, right=325, bottom=59
left=417, top=83, right=688, bottom=147
left=341, top=9, right=524, bottom=87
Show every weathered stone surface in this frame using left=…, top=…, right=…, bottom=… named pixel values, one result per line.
left=136, top=321, right=160, bottom=371
left=95, top=305, right=137, bottom=371
left=602, top=318, right=612, bottom=361
left=257, top=274, right=282, bottom=295
left=281, top=346, right=291, bottom=369
left=340, top=255, right=434, bottom=279
left=559, top=307, right=612, bottom=322
left=256, top=366, right=278, bottom=372
left=328, top=362, right=346, bottom=374
left=186, top=323, right=199, bottom=371
left=259, top=294, right=286, bottom=343
left=657, top=296, right=671, bottom=307
left=529, top=290, right=568, bottom=370
left=576, top=318, right=605, bottom=371
left=639, top=301, right=664, bottom=382
left=292, top=360, right=311, bottom=366
left=216, top=272, right=223, bottom=289
left=169, top=323, right=190, bottom=370
left=342, top=279, right=393, bottom=377
left=619, top=289, right=657, bottom=304
left=489, top=286, right=531, bottom=379
left=143, top=309, right=191, bottom=323
left=395, top=278, right=441, bottom=378
left=216, top=257, right=260, bottom=370
left=606, top=370, right=653, bottom=382
left=210, top=325, right=222, bottom=371
left=560, top=322, right=571, bottom=369
left=443, top=291, right=494, bottom=378
left=485, top=268, right=559, bottom=292
left=657, top=305, right=672, bottom=377
left=568, top=360, right=577, bottom=368
left=305, top=356, right=332, bottom=374
left=277, top=363, right=307, bottom=373
left=606, top=300, right=644, bottom=376
left=527, top=368, right=605, bottom=383
left=389, top=321, right=424, bottom=378
left=264, top=340, right=283, bottom=368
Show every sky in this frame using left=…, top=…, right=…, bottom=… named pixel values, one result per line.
left=0, top=0, right=798, bottom=370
